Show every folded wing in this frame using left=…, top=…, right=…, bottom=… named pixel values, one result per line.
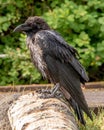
left=34, top=30, right=92, bottom=119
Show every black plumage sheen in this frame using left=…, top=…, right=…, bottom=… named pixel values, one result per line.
left=14, top=16, right=92, bottom=125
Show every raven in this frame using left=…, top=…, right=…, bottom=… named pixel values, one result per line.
left=14, top=16, right=92, bottom=125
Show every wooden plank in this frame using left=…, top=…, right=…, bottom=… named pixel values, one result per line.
left=83, top=89, right=104, bottom=108
left=0, top=81, right=104, bottom=92
left=0, top=84, right=52, bottom=92
left=85, top=81, right=104, bottom=89
left=0, top=82, right=104, bottom=108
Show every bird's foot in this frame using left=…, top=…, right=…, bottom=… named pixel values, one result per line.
left=41, top=89, right=52, bottom=94
left=40, top=83, right=62, bottom=99
left=40, top=88, right=54, bottom=98
left=40, top=92, right=55, bottom=99
left=40, top=88, right=62, bottom=99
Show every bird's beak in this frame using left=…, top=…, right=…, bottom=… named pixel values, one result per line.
left=13, top=23, right=31, bottom=32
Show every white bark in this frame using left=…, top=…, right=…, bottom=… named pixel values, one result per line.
left=0, top=93, right=21, bottom=130
left=8, top=91, right=79, bottom=130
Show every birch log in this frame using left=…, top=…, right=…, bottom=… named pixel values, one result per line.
left=0, top=93, right=21, bottom=130
left=8, top=91, right=79, bottom=130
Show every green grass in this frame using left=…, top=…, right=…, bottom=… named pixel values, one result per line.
left=79, top=109, right=104, bottom=130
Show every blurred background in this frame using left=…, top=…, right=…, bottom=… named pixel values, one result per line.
left=0, top=0, right=104, bottom=85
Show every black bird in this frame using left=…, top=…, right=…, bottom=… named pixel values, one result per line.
left=14, top=16, right=92, bottom=125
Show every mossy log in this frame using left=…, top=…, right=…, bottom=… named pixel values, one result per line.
left=8, top=91, right=79, bottom=130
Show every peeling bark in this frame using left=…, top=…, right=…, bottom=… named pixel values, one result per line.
left=8, top=91, right=79, bottom=130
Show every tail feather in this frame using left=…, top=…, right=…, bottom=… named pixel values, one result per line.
left=69, top=97, right=86, bottom=125
left=58, top=63, right=93, bottom=121
left=60, top=86, right=92, bottom=125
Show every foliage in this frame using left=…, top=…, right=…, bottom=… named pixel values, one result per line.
left=0, top=0, right=104, bottom=85
left=0, top=0, right=46, bottom=85
left=1, top=34, right=41, bottom=85
left=79, top=109, right=104, bottom=130
left=43, top=0, right=104, bottom=74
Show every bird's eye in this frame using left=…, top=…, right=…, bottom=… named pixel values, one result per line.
left=32, top=23, right=37, bottom=28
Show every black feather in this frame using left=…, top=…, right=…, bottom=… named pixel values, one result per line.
left=69, top=97, right=86, bottom=125
left=14, top=16, right=92, bottom=125
left=45, top=54, right=92, bottom=120
left=28, top=29, right=92, bottom=121
left=35, top=30, right=89, bottom=82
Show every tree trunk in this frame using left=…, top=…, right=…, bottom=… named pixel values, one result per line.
left=8, top=91, right=79, bottom=130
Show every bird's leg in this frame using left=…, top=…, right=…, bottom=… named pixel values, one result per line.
left=51, top=83, right=63, bottom=98
left=50, top=83, right=60, bottom=97
left=41, top=83, right=60, bottom=98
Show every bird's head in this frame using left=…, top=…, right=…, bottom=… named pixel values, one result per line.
left=14, top=16, right=50, bottom=34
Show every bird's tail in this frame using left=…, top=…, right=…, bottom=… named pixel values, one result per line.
left=60, top=86, right=86, bottom=125
left=68, top=97, right=86, bottom=125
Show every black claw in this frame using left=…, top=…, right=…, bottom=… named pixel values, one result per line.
left=41, top=89, right=52, bottom=94
left=39, top=93, right=55, bottom=99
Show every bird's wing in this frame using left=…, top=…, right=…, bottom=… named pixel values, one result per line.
left=34, top=30, right=92, bottom=119
left=36, top=30, right=89, bottom=83
left=45, top=55, right=92, bottom=120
